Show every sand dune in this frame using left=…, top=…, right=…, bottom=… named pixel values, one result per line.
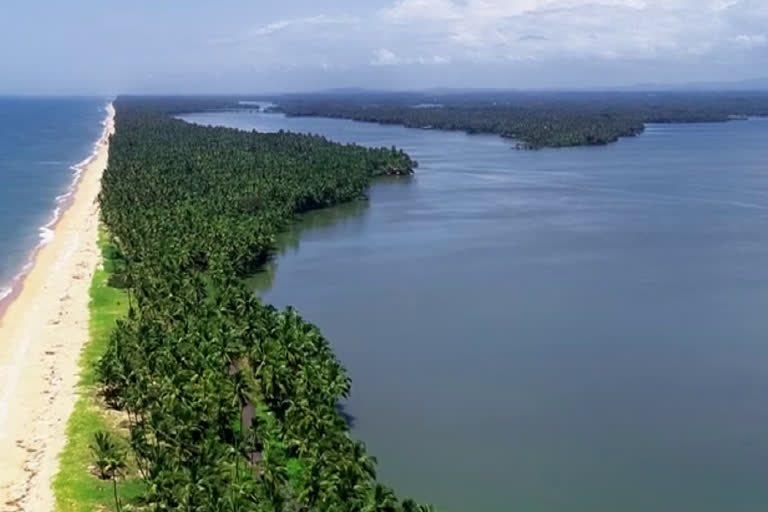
left=0, top=104, right=114, bottom=512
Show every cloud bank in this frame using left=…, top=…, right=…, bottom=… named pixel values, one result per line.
left=3, top=0, right=767, bottom=93
left=380, top=0, right=767, bottom=61
left=209, top=0, right=768, bottom=89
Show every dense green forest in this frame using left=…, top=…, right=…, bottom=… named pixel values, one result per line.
left=265, top=90, right=768, bottom=149
left=96, top=97, right=430, bottom=511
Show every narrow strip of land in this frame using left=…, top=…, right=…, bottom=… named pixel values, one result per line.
left=0, top=104, right=114, bottom=512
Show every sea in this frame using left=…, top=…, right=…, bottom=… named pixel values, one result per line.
left=0, top=97, right=109, bottom=306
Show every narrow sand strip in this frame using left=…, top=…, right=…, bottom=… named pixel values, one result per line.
left=0, top=104, right=114, bottom=512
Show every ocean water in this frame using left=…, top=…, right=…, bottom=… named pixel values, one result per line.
left=182, top=110, right=768, bottom=512
left=0, top=97, right=108, bottom=302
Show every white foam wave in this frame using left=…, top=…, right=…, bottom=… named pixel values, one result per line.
left=50, top=110, right=110, bottom=219
left=46, top=101, right=113, bottom=234
left=0, top=101, right=114, bottom=309
left=39, top=226, right=55, bottom=244
left=39, top=209, right=58, bottom=244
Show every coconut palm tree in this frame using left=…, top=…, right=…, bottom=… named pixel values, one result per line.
left=90, top=431, right=127, bottom=511
left=95, top=97, right=432, bottom=512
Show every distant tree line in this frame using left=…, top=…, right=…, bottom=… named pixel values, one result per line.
left=261, top=90, right=768, bottom=149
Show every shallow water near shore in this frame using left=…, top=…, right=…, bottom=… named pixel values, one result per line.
left=0, top=97, right=107, bottom=302
left=181, top=110, right=768, bottom=512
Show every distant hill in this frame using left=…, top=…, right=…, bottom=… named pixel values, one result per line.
left=313, top=79, right=768, bottom=95
left=593, top=78, right=768, bottom=92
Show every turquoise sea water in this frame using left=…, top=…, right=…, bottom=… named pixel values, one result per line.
left=182, top=110, right=768, bottom=512
left=0, top=97, right=107, bottom=301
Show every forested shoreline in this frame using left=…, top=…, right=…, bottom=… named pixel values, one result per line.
left=94, top=97, right=430, bottom=511
left=115, top=91, right=768, bottom=150
left=268, top=90, right=768, bottom=149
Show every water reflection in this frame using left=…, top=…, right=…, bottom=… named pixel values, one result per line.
left=250, top=200, right=370, bottom=293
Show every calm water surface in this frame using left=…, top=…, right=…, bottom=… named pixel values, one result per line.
left=181, top=111, right=768, bottom=512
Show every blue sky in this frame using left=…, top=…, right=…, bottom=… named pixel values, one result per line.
left=2, top=0, right=768, bottom=94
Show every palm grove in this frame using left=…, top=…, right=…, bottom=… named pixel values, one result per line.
left=271, top=90, right=768, bottom=149
left=94, top=97, right=431, bottom=511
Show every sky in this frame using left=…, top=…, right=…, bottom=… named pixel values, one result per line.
left=2, top=0, right=768, bottom=94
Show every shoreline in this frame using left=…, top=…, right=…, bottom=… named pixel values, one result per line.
left=0, top=106, right=113, bottom=320
left=0, top=103, right=115, bottom=511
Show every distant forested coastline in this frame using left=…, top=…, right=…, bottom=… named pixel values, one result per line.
left=95, top=96, right=430, bottom=511
left=121, top=91, right=768, bottom=150
left=264, top=90, right=768, bottom=149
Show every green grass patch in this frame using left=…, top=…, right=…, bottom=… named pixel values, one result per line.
left=53, top=229, right=145, bottom=512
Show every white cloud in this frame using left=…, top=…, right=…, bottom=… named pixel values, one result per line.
left=213, top=15, right=360, bottom=45
left=248, top=20, right=293, bottom=38
left=732, top=34, right=768, bottom=48
left=206, top=1, right=768, bottom=88
left=377, top=0, right=768, bottom=63
left=370, top=48, right=454, bottom=66
left=247, top=14, right=359, bottom=38
left=371, top=48, right=400, bottom=66
left=385, top=0, right=463, bottom=20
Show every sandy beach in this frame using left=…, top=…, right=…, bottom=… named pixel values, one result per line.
left=0, top=104, right=114, bottom=512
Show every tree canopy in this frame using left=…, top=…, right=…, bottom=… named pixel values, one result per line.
left=263, top=90, right=768, bottom=149
left=97, top=96, right=426, bottom=511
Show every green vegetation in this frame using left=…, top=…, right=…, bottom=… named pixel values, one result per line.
left=54, top=230, right=144, bottom=512
left=89, top=431, right=128, bottom=511
left=93, top=97, right=429, bottom=511
left=267, top=90, right=768, bottom=149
